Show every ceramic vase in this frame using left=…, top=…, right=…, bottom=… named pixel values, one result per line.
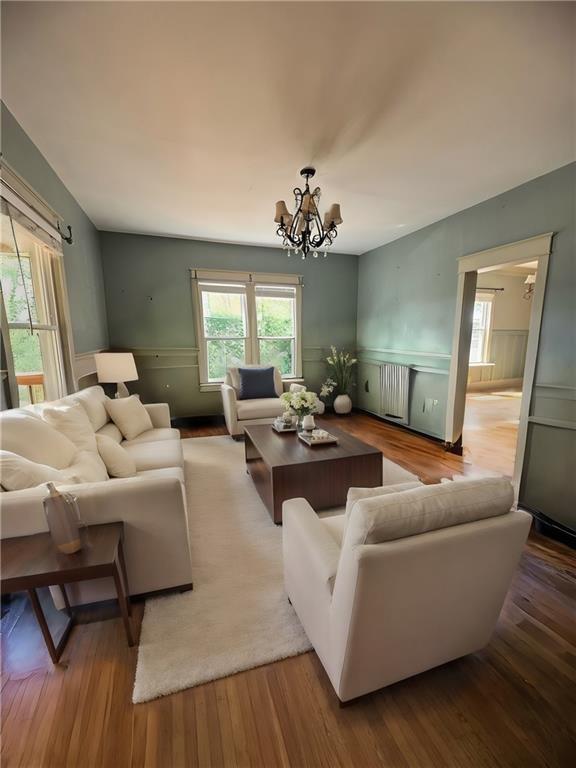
left=333, top=394, right=352, bottom=415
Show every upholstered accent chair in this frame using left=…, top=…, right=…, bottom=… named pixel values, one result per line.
left=221, top=366, right=325, bottom=437
left=283, top=477, right=531, bottom=703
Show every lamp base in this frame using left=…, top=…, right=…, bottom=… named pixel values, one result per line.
left=115, top=381, right=130, bottom=398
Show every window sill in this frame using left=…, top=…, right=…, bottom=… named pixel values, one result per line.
left=200, top=376, right=304, bottom=394
left=469, top=362, right=495, bottom=368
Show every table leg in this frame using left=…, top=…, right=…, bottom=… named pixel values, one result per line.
left=117, top=539, right=131, bottom=617
left=59, top=584, right=72, bottom=617
left=112, top=562, right=134, bottom=647
left=28, top=588, right=73, bottom=664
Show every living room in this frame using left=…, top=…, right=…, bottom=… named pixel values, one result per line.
left=1, top=2, right=575, bottom=766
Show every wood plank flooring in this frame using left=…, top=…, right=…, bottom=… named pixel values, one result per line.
left=2, top=412, right=575, bottom=768
left=463, top=390, right=522, bottom=478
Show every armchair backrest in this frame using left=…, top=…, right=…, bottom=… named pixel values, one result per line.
left=328, top=506, right=531, bottom=702
left=225, top=366, right=283, bottom=397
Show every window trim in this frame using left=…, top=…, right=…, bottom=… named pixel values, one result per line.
left=191, top=269, right=302, bottom=387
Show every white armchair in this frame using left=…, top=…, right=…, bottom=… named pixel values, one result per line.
left=283, top=477, right=531, bottom=703
left=221, top=365, right=308, bottom=437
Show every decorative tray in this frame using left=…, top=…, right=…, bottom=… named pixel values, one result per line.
left=272, top=422, right=297, bottom=433
left=298, top=430, right=339, bottom=447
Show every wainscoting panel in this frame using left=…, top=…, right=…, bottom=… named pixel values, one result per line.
left=127, top=346, right=333, bottom=418
left=357, top=351, right=450, bottom=439
left=520, top=420, right=575, bottom=533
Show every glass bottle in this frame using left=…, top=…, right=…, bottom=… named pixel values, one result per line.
left=43, top=483, right=82, bottom=554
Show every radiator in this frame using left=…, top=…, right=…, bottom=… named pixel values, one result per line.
left=381, top=364, right=410, bottom=424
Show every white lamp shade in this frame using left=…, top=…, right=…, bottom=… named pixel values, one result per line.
left=95, top=353, right=138, bottom=383
left=524, top=274, right=536, bottom=285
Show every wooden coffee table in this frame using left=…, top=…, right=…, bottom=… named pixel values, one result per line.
left=1, top=522, right=134, bottom=663
left=244, top=420, right=383, bottom=524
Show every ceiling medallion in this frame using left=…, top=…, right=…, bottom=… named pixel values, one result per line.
left=274, top=167, right=342, bottom=259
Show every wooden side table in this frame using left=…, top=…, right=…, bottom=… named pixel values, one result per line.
left=1, top=522, right=134, bottom=663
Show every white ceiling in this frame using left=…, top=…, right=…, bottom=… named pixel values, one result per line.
left=2, top=1, right=574, bottom=255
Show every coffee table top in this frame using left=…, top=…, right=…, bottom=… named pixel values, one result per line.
left=1, top=523, right=124, bottom=593
left=244, top=419, right=382, bottom=468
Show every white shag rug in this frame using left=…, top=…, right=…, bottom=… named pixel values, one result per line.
left=132, top=436, right=418, bottom=703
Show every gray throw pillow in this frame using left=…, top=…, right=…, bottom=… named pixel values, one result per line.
left=238, top=367, right=277, bottom=400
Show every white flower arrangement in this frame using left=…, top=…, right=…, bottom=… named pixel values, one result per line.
left=280, top=389, right=320, bottom=417
left=320, top=377, right=336, bottom=399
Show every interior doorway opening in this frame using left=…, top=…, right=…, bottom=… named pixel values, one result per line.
left=462, top=262, right=538, bottom=477
left=445, top=233, right=552, bottom=494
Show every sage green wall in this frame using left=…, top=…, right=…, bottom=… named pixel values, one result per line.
left=357, top=162, right=576, bottom=530
left=99, top=231, right=358, bottom=417
left=1, top=102, right=108, bottom=353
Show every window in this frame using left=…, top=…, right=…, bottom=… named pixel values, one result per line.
left=1, top=198, right=71, bottom=405
left=469, top=293, right=493, bottom=364
left=193, top=270, right=301, bottom=385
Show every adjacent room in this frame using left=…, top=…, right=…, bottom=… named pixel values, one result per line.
left=1, top=2, right=574, bottom=767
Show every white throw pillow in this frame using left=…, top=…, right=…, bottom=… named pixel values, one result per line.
left=345, top=481, right=423, bottom=519
left=0, top=450, right=77, bottom=491
left=61, top=450, right=109, bottom=483
left=0, top=410, right=77, bottom=469
left=72, top=385, right=109, bottom=431
left=105, top=396, right=153, bottom=441
left=96, top=435, right=137, bottom=478
left=344, top=477, right=514, bottom=547
left=42, top=402, right=97, bottom=453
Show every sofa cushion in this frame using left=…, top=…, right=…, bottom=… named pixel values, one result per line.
left=0, top=410, right=77, bottom=470
left=122, top=427, right=180, bottom=445
left=0, top=450, right=75, bottom=491
left=345, top=481, right=423, bottom=519
left=123, top=439, right=184, bottom=472
left=322, top=514, right=346, bottom=546
left=136, top=466, right=185, bottom=485
left=96, top=435, right=137, bottom=478
left=42, top=402, right=98, bottom=454
left=344, top=477, right=514, bottom=547
left=228, top=365, right=282, bottom=397
left=236, top=397, right=285, bottom=420
left=97, top=422, right=123, bottom=443
left=71, top=386, right=109, bottom=431
left=238, top=366, right=277, bottom=400
left=105, top=396, right=153, bottom=441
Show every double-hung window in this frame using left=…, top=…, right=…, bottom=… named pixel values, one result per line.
left=469, top=292, right=494, bottom=364
left=1, top=191, right=74, bottom=406
left=193, top=270, right=302, bottom=386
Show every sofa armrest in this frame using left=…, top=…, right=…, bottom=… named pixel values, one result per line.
left=221, top=383, right=239, bottom=436
left=0, top=476, right=192, bottom=598
left=283, top=498, right=341, bottom=596
left=143, top=402, right=171, bottom=428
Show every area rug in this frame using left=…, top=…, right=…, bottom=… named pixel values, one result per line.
left=132, top=436, right=418, bottom=703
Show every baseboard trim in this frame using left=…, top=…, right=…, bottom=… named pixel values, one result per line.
left=521, top=506, right=575, bottom=549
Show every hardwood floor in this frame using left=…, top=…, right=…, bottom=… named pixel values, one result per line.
left=2, top=413, right=575, bottom=768
left=462, top=390, right=522, bottom=478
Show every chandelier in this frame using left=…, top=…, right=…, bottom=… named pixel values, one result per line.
left=274, top=167, right=342, bottom=259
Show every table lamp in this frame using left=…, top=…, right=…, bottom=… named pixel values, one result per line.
left=94, top=353, right=138, bottom=398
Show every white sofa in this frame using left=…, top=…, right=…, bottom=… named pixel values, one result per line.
left=221, top=365, right=322, bottom=437
left=0, top=386, right=192, bottom=607
left=283, top=476, right=531, bottom=703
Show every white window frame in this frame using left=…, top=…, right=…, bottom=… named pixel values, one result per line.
left=1, top=185, right=76, bottom=403
left=191, top=269, right=302, bottom=390
left=469, top=291, right=494, bottom=364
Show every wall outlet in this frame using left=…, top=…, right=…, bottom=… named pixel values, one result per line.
left=423, top=398, right=439, bottom=414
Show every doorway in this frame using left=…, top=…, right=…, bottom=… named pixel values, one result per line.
left=445, top=233, right=552, bottom=493
left=463, top=262, right=537, bottom=477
